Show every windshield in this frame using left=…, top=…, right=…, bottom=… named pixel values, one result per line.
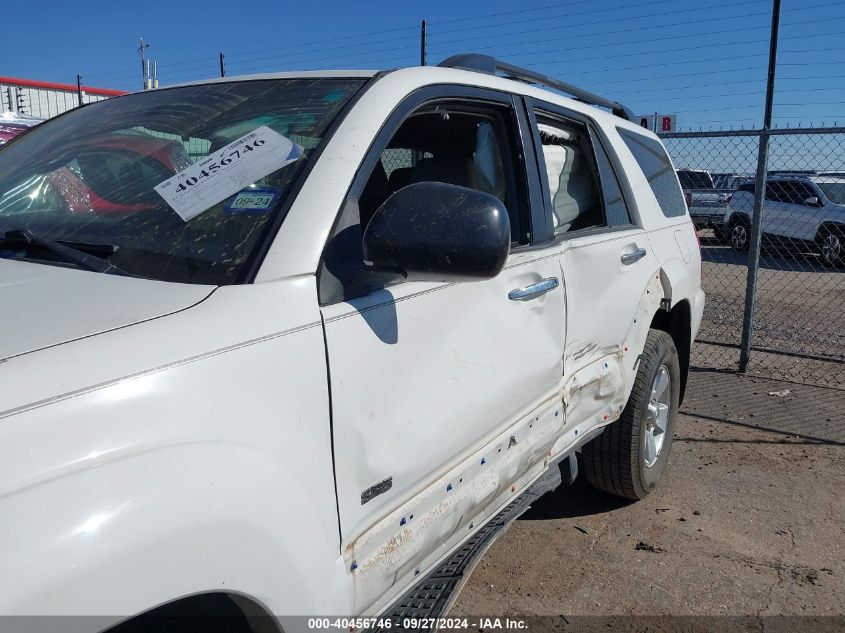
left=818, top=182, right=845, bottom=205
left=0, top=78, right=365, bottom=284
left=677, top=170, right=714, bottom=189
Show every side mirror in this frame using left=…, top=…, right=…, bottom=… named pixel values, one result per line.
left=804, top=196, right=821, bottom=207
left=363, top=182, right=511, bottom=283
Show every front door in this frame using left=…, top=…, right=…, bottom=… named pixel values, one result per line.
left=319, top=89, right=567, bottom=613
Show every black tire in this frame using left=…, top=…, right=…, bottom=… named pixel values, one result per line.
left=728, top=215, right=751, bottom=252
left=581, top=329, right=681, bottom=500
left=816, top=224, right=845, bottom=268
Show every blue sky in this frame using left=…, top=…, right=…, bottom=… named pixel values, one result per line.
left=2, top=0, right=843, bottom=130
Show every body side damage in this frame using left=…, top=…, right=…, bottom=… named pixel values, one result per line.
left=553, top=271, right=665, bottom=457
left=345, top=395, right=564, bottom=614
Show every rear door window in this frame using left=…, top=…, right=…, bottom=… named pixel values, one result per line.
left=618, top=128, right=687, bottom=218
left=533, top=112, right=632, bottom=235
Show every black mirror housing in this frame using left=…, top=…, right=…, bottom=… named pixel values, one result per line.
left=363, top=182, right=511, bottom=283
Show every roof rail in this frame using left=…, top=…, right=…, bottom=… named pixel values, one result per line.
left=437, top=53, right=635, bottom=122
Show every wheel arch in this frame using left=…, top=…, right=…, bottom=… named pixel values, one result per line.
left=814, top=220, right=845, bottom=241
left=108, top=592, right=282, bottom=633
left=727, top=210, right=750, bottom=227
left=649, top=299, right=691, bottom=404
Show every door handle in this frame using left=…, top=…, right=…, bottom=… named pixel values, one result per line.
left=508, top=277, right=560, bottom=301
left=621, top=247, right=647, bottom=265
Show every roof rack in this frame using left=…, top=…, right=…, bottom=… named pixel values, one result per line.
left=437, top=53, right=635, bottom=122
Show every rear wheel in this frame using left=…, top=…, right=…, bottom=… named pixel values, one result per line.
left=729, top=215, right=751, bottom=252
left=581, top=329, right=680, bottom=500
left=817, top=225, right=845, bottom=268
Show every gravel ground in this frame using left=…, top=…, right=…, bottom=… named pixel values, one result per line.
left=449, top=370, right=845, bottom=623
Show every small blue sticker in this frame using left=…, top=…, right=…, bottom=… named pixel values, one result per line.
left=324, top=90, right=346, bottom=103
left=225, top=187, right=279, bottom=213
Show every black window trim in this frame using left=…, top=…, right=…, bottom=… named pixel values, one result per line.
left=317, top=83, right=543, bottom=306
left=523, top=96, right=640, bottom=246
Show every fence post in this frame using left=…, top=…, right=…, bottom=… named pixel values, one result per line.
left=420, top=19, right=427, bottom=66
left=219, top=52, right=225, bottom=78
left=739, top=0, right=782, bottom=372
left=76, top=75, right=84, bottom=107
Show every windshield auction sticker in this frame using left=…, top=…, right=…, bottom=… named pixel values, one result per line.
left=154, top=126, right=303, bottom=222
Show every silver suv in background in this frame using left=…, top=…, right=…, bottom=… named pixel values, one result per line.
left=724, top=175, right=845, bottom=267
left=677, top=168, right=731, bottom=232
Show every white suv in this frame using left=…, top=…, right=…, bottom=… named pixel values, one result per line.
left=0, top=54, right=704, bottom=630
left=724, top=175, right=845, bottom=266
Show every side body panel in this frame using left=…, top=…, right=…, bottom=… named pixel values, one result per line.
left=0, top=280, right=347, bottom=625
left=608, top=122, right=706, bottom=343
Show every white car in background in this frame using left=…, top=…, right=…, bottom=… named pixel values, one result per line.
left=724, top=175, right=845, bottom=266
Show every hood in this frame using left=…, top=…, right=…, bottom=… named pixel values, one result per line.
left=0, top=259, right=215, bottom=360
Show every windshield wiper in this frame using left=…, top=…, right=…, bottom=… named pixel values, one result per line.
left=0, top=229, right=135, bottom=277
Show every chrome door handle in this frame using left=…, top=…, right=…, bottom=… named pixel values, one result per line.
left=621, top=247, right=647, bottom=265
left=508, top=277, right=560, bottom=301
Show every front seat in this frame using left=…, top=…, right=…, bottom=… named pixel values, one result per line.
left=408, top=155, right=476, bottom=189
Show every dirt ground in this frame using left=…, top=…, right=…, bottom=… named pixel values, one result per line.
left=692, top=230, right=845, bottom=387
left=450, top=370, right=845, bottom=622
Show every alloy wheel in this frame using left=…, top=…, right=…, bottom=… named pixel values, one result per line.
left=643, top=365, right=670, bottom=468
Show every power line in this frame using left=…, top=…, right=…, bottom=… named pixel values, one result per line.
left=432, top=0, right=762, bottom=38
left=428, top=0, right=596, bottom=27
left=431, top=1, right=838, bottom=50
left=82, top=6, right=841, bottom=87
left=428, top=11, right=841, bottom=58
left=225, top=39, right=416, bottom=71
left=431, top=0, right=768, bottom=45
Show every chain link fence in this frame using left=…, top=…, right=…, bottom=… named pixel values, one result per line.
left=659, top=127, right=845, bottom=388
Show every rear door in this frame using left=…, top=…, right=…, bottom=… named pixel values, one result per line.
left=318, top=87, right=567, bottom=614
left=526, top=100, right=662, bottom=431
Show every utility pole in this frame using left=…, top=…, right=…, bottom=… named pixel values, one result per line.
left=420, top=19, right=427, bottom=66
left=219, top=52, right=226, bottom=78
left=76, top=74, right=84, bottom=107
left=139, top=37, right=150, bottom=90
left=739, top=0, right=782, bottom=372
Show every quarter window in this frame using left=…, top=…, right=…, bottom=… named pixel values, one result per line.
left=618, top=128, right=687, bottom=218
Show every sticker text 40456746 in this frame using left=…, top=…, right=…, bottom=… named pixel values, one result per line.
left=174, top=138, right=267, bottom=193
left=154, top=126, right=303, bottom=222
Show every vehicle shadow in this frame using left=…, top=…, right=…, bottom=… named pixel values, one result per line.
left=519, top=471, right=634, bottom=521
left=697, top=230, right=837, bottom=273
left=700, top=244, right=837, bottom=273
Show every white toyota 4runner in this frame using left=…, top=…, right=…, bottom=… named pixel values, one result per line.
left=0, top=54, right=704, bottom=631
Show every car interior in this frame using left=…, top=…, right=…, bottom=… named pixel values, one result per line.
left=319, top=103, right=522, bottom=304
left=535, top=120, right=603, bottom=233
left=358, top=108, right=514, bottom=236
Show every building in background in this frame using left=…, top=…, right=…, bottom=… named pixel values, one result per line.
left=0, top=77, right=126, bottom=119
